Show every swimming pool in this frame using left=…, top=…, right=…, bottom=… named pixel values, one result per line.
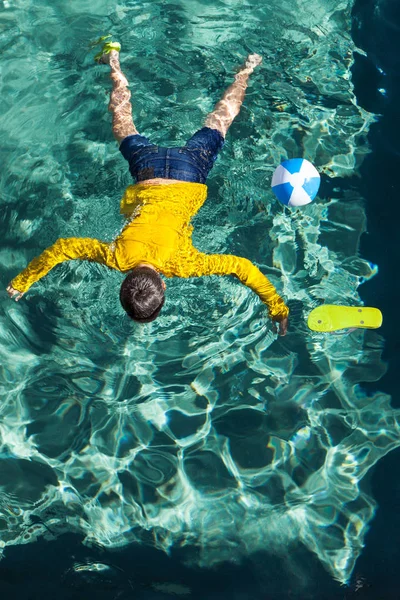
left=0, top=0, right=398, bottom=589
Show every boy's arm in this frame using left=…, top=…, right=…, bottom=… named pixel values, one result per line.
left=184, top=252, right=289, bottom=332
left=7, top=237, right=114, bottom=298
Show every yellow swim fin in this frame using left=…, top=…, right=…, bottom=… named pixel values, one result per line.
left=90, top=35, right=121, bottom=62
left=89, top=34, right=112, bottom=50
left=307, top=305, right=383, bottom=332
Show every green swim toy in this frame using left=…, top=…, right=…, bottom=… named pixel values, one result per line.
left=91, top=35, right=121, bottom=62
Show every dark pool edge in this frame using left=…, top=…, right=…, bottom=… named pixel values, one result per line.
left=348, top=1, right=400, bottom=599
left=351, top=0, right=400, bottom=403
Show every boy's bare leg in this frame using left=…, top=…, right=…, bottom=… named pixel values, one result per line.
left=205, top=54, right=262, bottom=138
left=101, top=49, right=138, bottom=144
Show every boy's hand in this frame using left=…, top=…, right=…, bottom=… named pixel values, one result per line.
left=272, top=317, right=288, bottom=336
left=278, top=317, right=288, bottom=336
left=7, top=285, right=24, bottom=301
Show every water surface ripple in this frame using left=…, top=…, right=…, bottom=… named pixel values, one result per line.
left=0, top=0, right=397, bottom=585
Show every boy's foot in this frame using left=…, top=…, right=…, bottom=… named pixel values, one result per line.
left=97, top=48, right=120, bottom=65
left=94, top=39, right=121, bottom=64
left=234, top=54, right=262, bottom=79
left=245, top=53, right=262, bottom=70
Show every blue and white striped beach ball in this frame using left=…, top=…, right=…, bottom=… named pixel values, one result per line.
left=271, top=158, right=320, bottom=207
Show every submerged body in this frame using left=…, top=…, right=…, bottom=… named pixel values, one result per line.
left=11, top=182, right=288, bottom=321
left=8, top=43, right=289, bottom=333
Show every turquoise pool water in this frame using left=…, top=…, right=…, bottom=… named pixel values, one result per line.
left=1, top=0, right=399, bottom=586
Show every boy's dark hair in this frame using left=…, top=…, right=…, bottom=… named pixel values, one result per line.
left=120, top=267, right=165, bottom=323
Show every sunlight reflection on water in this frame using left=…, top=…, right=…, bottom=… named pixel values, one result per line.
left=0, top=0, right=397, bottom=585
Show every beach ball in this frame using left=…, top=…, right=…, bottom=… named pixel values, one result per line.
left=271, top=158, right=320, bottom=207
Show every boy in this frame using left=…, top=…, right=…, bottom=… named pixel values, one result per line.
left=7, top=40, right=289, bottom=335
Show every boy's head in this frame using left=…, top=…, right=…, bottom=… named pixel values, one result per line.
left=120, top=266, right=165, bottom=323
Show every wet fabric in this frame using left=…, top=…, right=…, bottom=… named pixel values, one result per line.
left=119, top=127, right=225, bottom=183
left=11, top=183, right=288, bottom=321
